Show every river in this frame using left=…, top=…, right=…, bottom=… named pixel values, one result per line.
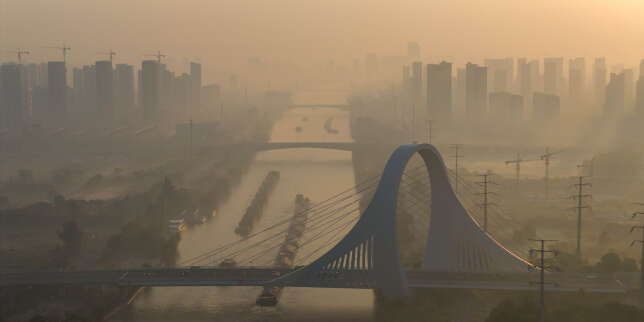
left=110, top=105, right=374, bottom=321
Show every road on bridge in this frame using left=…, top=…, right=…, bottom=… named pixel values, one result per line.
left=1, top=268, right=638, bottom=294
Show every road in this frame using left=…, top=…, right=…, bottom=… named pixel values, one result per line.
left=2, top=268, right=638, bottom=294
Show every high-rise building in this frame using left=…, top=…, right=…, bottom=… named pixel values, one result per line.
left=115, top=64, right=135, bottom=112
left=533, top=92, right=560, bottom=121
left=95, top=60, right=113, bottom=120
left=426, top=61, right=452, bottom=121
left=544, top=57, right=564, bottom=95
left=407, top=42, right=420, bottom=60
left=517, top=59, right=541, bottom=98
left=624, top=68, right=634, bottom=110
left=455, top=68, right=466, bottom=115
left=569, top=57, right=586, bottom=104
left=48, top=61, right=67, bottom=120
left=489, top=91, right=523, bottom=123
left=465, top=63, right=487, bottom=119
left=410, top=61, right=423, bottom=104
left=190, top=62, right=202, bottom=107
left=635, top=60, right=644, bottom=115
left=0, top=63, right=25, bottom=129
left=593, top=58, right=607, bottom=109
left=484, top=58, right=513, bottom=92
left=141, top=60, right=160, bottom=120
left=604, top=72, right=625, bottom=117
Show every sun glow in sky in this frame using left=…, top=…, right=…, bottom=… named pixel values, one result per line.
left=1, top=0, right=643, bottom=81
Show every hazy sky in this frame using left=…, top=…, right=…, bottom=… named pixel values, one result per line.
left=2, top=0, right=644, bottom=81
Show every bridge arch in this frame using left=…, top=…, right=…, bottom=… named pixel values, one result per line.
left=271, top=144, right=532, bottom=299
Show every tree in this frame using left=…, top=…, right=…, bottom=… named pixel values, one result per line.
left=485, top=298, right=540, bottom=322
left=57, top=221, right=84, bottom=268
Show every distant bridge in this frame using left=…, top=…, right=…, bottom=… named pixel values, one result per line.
left=210, top=141, right=383, bottom=153
left=288, top=104, right=349, bottom=109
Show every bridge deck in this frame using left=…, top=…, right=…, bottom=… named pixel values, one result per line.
left=1, top=269, right=637, bottom=293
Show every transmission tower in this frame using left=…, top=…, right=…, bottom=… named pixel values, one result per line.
left=529, top=239, right=558, bottom=322
left=571, top=176, right=591, bottom=259
left=450, top=144, right=463, bottom=194
left=477, top=173, right=497, bottom=232
left=631, top=211, right=644, bottom=308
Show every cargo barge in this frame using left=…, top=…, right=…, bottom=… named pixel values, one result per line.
left=256, top=194, right=311, bottom=306
left=235, top=171, right=281, bottom=237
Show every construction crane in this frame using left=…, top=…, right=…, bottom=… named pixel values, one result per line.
left=99, top=50, right=117, bottom=63
left=540, top=147, right=565, bottom=200
left=145, top=50, right=166, bottom=63
left=43, top=43, right=71, bottom=63
left=505, top=153, right=538, bottom=185
left=9, top=49, right=29, bottom=64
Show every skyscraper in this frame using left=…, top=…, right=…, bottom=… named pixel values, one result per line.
left=544, top=57, right=563, bottom=95
left=48, top=61, right=67, bottom=121
left=95, top=60, right=114, bottom=120
left=569, top=57, right=586, bottom=104
left=141, top=60, right=160, bottom=120
left=484, top=58, right=513, bottom=92
left=593, top=58, right=607, bottom=109
left=426, top=61, right=452, bottom=121
left=115, top=64, right=135, bottom=112
left=533, top=92, right=560, bottom=121
left=623, top=68, right=634, bottom=110
left=190, top=62, right=202, bottom=107
left=407, top=42, right=420, bottom=60
left=489, top=91, right=523, bottom=123
left=604, top=72, right=625, bottom=117
left=465, top=63, right=487, bottom=119
left=410, top=61, right=423, bottom=104
left=635, top=60, right=644, bottom=115
left=0, top=63, right=25, bottom=129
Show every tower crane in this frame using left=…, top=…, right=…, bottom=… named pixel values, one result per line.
left=99, top=50, right=117, bottom=63
left=145, top=50, right=166, bottom=63
left=505, top=153, right=538, bottom=185
left=540, top=147, right=565, bottom=200
left=43, top=43, right=71, bottom=63
left=8, top=49, right=29, bottom=64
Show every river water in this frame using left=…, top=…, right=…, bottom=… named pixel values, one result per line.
left=110, top=106, right=374, bottom=321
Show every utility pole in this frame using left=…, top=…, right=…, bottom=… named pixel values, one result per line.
left=571, top=176, right=591, bottom=259
left=530, top=239, right=558, bottom=322
left=426, top=119, right=432, bottom=144
left=477, top=173, right=497, bottom=232
left=450, top=144, right=463, bottom=194
left=220, top=103, right=224, bottom=121
left=631, top=211, right=644, bottom=308
left=540, top=147, right=564, bottom=200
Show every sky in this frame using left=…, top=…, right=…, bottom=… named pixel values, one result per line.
left=1, top=0, right=644, bottom=82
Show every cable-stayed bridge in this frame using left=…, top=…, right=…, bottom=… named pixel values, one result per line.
left=0, top=144, right=637, bottom=298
